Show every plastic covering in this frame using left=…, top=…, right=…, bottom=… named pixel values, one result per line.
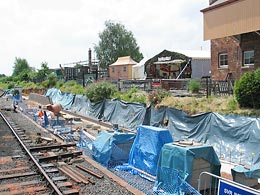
left=157, top=143, right=221, bottom=184
left=45, top=88, right=75, bottom=110
left=103, top=99, right=146, bottom=130
left=70, top=94, right=104, bottom=119
left=92, top=130, right=136, bottom=167
left=45, top=88, right=260, bottom=169
left=128, top=125, right=173, bottom=176
left=231, top=166, right=260, bottom=180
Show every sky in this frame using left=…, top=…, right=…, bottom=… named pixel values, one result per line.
left=0, top=0, right=210, bottom=76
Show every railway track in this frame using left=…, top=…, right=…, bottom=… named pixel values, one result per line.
left=0, top=101, right=138, bottom=195
left=0, top=111, right=65, bottom=195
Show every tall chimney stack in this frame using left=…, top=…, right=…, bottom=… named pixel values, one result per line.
left=88, top=48, right=92, bottom=72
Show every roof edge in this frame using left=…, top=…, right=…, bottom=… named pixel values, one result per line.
left=200, top=0, right=240, bottom=13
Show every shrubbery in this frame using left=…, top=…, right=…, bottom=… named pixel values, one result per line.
left=148, top=88, right=170, bottom=105
left=85, top=81, right=116, bottom=102
left=113, top=87, right=147, bottom=104
left=59, top=80, right=85, bottom=95
left=234, top=69, right=260, bottom=109
left=187, top=80, right=201, bottom=93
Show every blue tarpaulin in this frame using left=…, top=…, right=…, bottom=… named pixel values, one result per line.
left=128, top=125, right=173, bottom=176
left=92, top=130, right=136, bottom=167
left=71, top=94, right=104, bottom=119
left=156, top=143, right=221, bottom=184
left=232, top=166, right=260, bottom=180
left=45, top=88, right=260, bottom=168
left=103, top=99, right=146, bottom=131
left=45, top=88, right=75, bottom=110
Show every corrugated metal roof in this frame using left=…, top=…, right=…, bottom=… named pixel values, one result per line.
left=110, top=56, right=137, bottom=66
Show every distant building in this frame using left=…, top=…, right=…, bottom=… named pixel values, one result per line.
left=109, top=56, right=138, bottom=80
left=144, top=49, right=210, bottom=80
left=63, top=66, right=90, bottom=82
left=49, top=68, right=63, bottom=80
left=175, top=50, right=211, bottom=79
left=201, top=0, right=260, bottom=81
left=132, top=57, right=148, bottom=80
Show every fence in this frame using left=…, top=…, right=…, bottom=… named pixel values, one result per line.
left=110, top=79, right=234, bottom=97
left=198, top=171, right=260, bottom=195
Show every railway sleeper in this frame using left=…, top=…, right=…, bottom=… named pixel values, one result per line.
left=52, top=176, right=67, bottom=182
left=0, top=171, right=37, bottom=180
left=0, top=185, right=47, bottom=195
left=62, top=188, right=80, bottom=195
left=30, top=143, right=76, bottom=152
left=38, top=151, right=82, bottom=162
left=0, top=180, right=43, bottom=191
left=56, top=181, right=73, bottom=188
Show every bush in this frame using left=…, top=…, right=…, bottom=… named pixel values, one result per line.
left=60, top=80, right=85, bottom=94
left=148, top=88, right=170, bottom=105
left=113, top=87, right=147, bottom=104
left=187, top=80, right=201, bottom=93
left=234, top=69, right=260, bottom=109
left=85, top=81, right=117, bottom=102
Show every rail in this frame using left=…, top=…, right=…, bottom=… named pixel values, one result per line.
left=198, top=171, right=260, bottom=195
left=0, top=111, right=63, bottom=195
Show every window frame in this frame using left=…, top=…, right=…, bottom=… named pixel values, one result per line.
left=123, top=66, right=127, bottom=72
left=218, top=53, right=228, bottom=68
left=112, top=67, right=115, bottom=73
left=243, top=50, right=254, bottom=66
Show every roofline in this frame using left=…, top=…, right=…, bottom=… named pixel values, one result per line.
left=110, top=63, right=136, bottom=67
left=200, top=0, right=240, bottom=13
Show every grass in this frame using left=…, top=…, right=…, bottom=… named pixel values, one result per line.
left=157, top=95, right=260, bottom=116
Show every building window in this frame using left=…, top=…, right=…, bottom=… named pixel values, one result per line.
left=123, top=66, right=127, bottom=72
left=219, top=53, right=228, bottom=68
left=112, top=67, right=115, bottom=73
left=243, top=50, right=254, bottom=66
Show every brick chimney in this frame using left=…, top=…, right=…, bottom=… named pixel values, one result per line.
left=88, top=48, right=92, bottom=72
left=88, top=48, right=92, bottom=66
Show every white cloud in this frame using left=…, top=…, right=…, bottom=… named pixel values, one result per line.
left=0, top=0, right=209, bottom=76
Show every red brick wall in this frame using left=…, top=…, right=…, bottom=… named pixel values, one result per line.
left=211, top=32, right=260, bottom=81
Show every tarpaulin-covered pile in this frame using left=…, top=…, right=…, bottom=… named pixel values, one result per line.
left=128, top=125, right=173, bottom=176
left=156, top=143, right=221, bottom=184
left=92, top=130, right=136, bottom=167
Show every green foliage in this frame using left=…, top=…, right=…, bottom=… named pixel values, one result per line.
left=112, top=87, right=147, bottom=104
left=47, top=73, right=57, bottom=88
left=12, top=57, right=32, bottom=77
left=85, top=81, right=117, bottom=102
left=187, top=80, right=201, bottom=93
left=226, top=97, right=238, bottom=111
left=148, top=88, right=170, bottom=105
left=18, top=81, right=43, bottom=90
left=94, top=20, right=143, bottom=69
left=7, top=82, right=15, bottom=89
left=36, top=62, right=50, bottom=82
left=234, top=69, right=260, bottom=109
left=59, top=80, right=85, bottom=94
left=55, top=80, right=64, bottom=88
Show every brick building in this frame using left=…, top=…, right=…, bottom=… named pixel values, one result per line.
left=201, top=0, right=260, bottom=81
left=109, top=56, right=137, bottom=80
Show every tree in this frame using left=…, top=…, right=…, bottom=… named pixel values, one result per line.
left=37, top=62, right=50, bottom=82
left=12, top=57, right=31, bottom=76
left=94, top=20, right=143, bottom=69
